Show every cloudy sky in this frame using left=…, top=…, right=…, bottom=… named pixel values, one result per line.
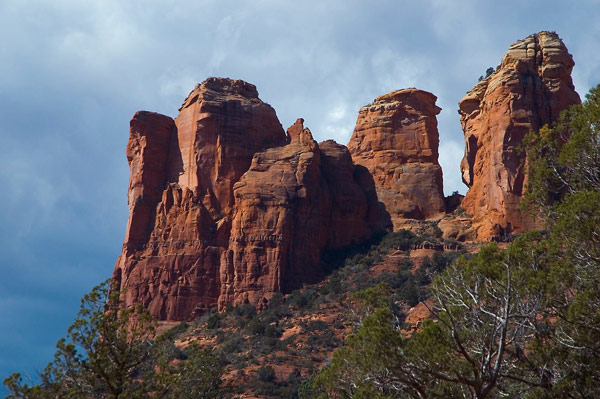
left=1, top=0, right=598, bottom=388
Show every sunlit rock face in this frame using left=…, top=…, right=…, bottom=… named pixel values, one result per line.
left=113, top=78, right=389, bottom=320
left=458, top=31, right=580, bottom=240
left=347, top=88, right=446, bottom=230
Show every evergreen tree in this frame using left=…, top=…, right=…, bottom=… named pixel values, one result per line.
left=523, top=84, right=600, bottom=398
left=3, top=280, right=226, bottom=399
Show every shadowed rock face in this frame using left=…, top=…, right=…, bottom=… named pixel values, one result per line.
left=221, top=119, right=390, bottom=309
left=113, top=79, right=390, bottom=320
left=459, top=31, right=580, bottom=240
left=347, top=89, right=446, bottom=230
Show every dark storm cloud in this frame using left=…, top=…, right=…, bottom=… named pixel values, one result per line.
left=1, top=0, right=598, bottom=389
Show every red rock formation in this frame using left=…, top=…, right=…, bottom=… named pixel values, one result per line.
left=347, top=89, right=446, bottom=230
left=459, top=32, right=580, bottom=240
left=123, top=111, right=176, bottom=248
left=113, top=78, right=288, bottom=320
left=113, top=79, right=389, bottom=320
left=402, top=301, right=434, bottom=338
left=221, top=119, right=389, bottom=309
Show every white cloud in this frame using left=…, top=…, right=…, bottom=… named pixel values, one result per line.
left=320, top=103, right=356, bottom=144
left=439, top=139, right=466, bottom=195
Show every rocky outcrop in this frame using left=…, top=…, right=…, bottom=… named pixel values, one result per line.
left=220, top=119, right=389, bottom=309
left=123, top=111, right=176, bottom=247
left=115, top=32, right=582, bottom=321
left=114, top=78, right=288, bottom=320
left=459, top=31, right=580, bottom=240
left=347, top=89, right=446, bottom=230
left=113, top=79, right=389, bottom=320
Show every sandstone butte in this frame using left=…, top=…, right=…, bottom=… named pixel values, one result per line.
left=347, top=89, right=446, bottom=230
left=113, top=77, right=391, bottom=321
left=459, top=31, right=581, bottom=240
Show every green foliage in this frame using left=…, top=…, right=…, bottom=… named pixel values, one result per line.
left=302, top=320, right=329, bottom=333
left=289, top=288, right=319, bottom=310
left=158, top=321, right=189, bottom=342
left=525, top=84, right=600, bottom=214
left=298, top=374, right=324, bottom=399
left=3, top=374, right=48, bottom=399
left=222, top=333, right=246, bottom=354
left=316, top=237, right=553, bottom=398
left=314, top=85, right=600, bottom=398
left=39, top=280, right=156, bottom=398
left=264, top=324, right=283, bottom=338
left=257, top=365, right=276, bottom=382
left=520, top=84, right=600, bottom=398
left=3, top=280, right=226, bottom=399
left=248, top=318, right=268, bottom=335
left=353, top=282, right=392, bottom=312
left=153, top=343, right=228, bottom=399
left=378, top=229, right=421, bottom=251
left=479, top=66, right=495, bottom=81
left=419, top=250, right=460, bottom=277
left=206, top=312, right=221, bottom=329
left=233, top=303, right=257, bottom=319
left=414, top=236, right=553, bottom=397
left=315, top=308, right=432, bottom=398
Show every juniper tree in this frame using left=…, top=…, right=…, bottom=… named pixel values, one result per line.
left=3, top=280, right=227, bottom=399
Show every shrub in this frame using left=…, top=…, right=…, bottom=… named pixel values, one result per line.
left=222, top=334, right=246, bottom=354
left=247, top=318, right=267, bottom=336
left=257, top=365, right=276, bottom=382
left=264, top=324, right=283, bottom=338
left=302, top=320, right=329, bottom=333
left=289, top=288, right=318, bottom=310
left=206, top=313, right=221, bottom=329
left=379, top=229, right=419, bottom=251
left=235, top=303, right=257, bottom=319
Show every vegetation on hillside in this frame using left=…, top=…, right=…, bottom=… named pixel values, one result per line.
left=4, top=225, right=462, bottom=398
left=162, top=229, right=461, bottom=398
left=311, top=84, right=600, bottom=398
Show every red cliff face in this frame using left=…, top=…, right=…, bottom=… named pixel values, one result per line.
left=123, top=111, right=176, bottom=247
left=113, top=79, right=389, bottom=320
left=459, top=32, right=580, bottom=240
left=221, top=119, right=390, bottom=309
left=347, top=89, right=446, bottom=230
left=114, top=78, right=288, bottom=320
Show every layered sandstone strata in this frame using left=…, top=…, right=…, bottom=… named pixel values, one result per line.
left=221, top=119, right=389, bottom=309
left=113, top=78, right=389, bottom=320
left=459, top=31, right=580, bottom=240
left=114, top=78, right=288, bottom=320
left=347, top=89, right=446, bottom=230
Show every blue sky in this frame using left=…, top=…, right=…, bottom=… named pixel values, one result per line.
left=1, top=0, right=599, bottom=390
